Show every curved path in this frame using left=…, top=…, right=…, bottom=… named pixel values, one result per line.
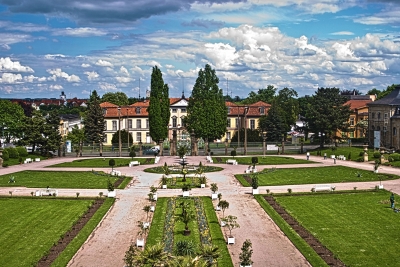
left=0, top=155, right=399, bottom=266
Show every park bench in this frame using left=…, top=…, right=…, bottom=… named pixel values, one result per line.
left=35, top=188, right=58, bottom=196
left=129, top=161, right=140, bottom=167
left=313, top=184, right=334, bottom=192
left=226, top=159, right=238, bottom=165
left=110, top=170, right=121, bottom=176
left=154, top=156, right=160, bottom=164
left=35, top=158, right=40, bottom=162
left=206, top=156, right=213, bottom=163
left=24, top=158, right=32, bottom=164
left=338, top=155, right=346, bottom=160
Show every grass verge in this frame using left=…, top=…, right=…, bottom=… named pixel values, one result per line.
left=51, top=197, right=115, bottom=267
left=216, top=156, right=315, bottom=165
left=146, top=197, right=168, bottom=247
left=255, top=195, right=328, bottom=267
left=49, top=157, right=154, bottom=167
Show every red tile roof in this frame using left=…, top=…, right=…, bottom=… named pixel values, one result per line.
left=345, top=99, right=372, bottom=111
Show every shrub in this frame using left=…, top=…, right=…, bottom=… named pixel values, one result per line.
left=231, top=150, right=237, bottom=157
left=287, top=188, right=292, bottom=194
left=251, top=175, right=258, bottom=189
left=251, top=157, right=258, bottom=166
left=5, top=147, right=19, bottom=159
left=16, top=146, right=28, bottom=157
left=107, top=179, right=115, bottom=192
left=359, top=151, right=365, bottom=157
left=391, top=153, right=400, bottom=161
left=373, top=151, right=381, bottom=158
left=2, top=150, right=9, bottom=161
left=388, top=156, right=394, bottom=162
left=129, top=151, right=136, bottom=158
left=18, top=157, right=23, bottom=163
left=2, top=162, right=9, bottom=167
left=356, top=157, right=364, bottom=162
left=348, top=152, right=352, bottom=160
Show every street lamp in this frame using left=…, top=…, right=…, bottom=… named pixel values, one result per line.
left=118, top=107, right=122, bottom=157
left=126, top=108, right=129, bottom=151
left=237, top=106, right=240, bottom=151
left=244, top=106, right=249, bottom=155
left=262, top=130, right=267, bottom=157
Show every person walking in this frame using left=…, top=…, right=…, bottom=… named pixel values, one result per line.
left=390, top=193, right=395, bottom=209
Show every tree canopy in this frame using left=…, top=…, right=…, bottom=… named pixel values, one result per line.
left=101, top=92, right=129, bottom=106
left=258, top=99, right=287, bottom=142
left=186, top=64, right=227, bottom=146
left=0, top=100, right=26, bottom=144
left=305, top=87, right=351, bottom=148
left=242, top=85, right=277, bottom=104
left=148, top=66, right=170, bottom=145
left=84, top=90, right=105, bottom=155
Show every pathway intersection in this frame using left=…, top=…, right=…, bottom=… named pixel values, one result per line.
left=0, top=154, right=399, bottom=266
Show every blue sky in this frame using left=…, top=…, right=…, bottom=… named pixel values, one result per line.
left=0, top=0, right=400, bottom=99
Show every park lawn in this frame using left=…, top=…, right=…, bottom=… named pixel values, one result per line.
left=309, top=146, right=376, bottom=161
left=236, top=166, right=399, bottom=187
left=215, top=156, right=315, bottom=165
left=0, top=170, right=122, bottom=189
left=274, top=191, right=400, bottom=266
left=49, top=157, right=153, bottom=167
left=0, top=197, right=93, bottom=267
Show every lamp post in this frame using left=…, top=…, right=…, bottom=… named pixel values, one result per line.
left=244, top=106, right=249, bottom=155
left=237, top=106, right=240, bottom=152
left=126, top=108, right=129, bottom=151
left=262, top=130, right=267, bottom=157
left=118, top=107, right=122, bottom=157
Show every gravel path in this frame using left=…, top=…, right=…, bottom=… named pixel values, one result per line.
left=1, top=154, right=399, bottom=266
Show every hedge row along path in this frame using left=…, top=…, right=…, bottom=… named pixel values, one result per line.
left=1, top=154, right=400, bottom=266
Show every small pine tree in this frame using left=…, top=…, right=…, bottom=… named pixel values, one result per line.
left=239, top=239, right=253, bottom=266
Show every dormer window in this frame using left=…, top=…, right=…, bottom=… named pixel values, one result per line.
left=102, top=108, right=107, bottom=115
left=227, top=107, right=231, bottom=114
left=259, top=107, right=265, bottom=115
left=136, top=107, right=140, bottom=114
left=172, top=108, right=177, bottom=113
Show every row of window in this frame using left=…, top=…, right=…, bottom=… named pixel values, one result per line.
left=227, top=107, right=265, bottom=115
left=105, top=132, right=150, bottom=143
left=227, top=118, right=256, bottom=129
left=172, top=108, right=186, bottom=113
left=371, top=126, right=397, bottom=135
left=110, top=119, right=149, bottom=130
left=371, top=112, right=388, bottom=120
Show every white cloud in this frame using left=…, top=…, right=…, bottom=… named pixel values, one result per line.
left=98, top=82, right=117, bottom=91
left=44, top=54, right=66, bottom=59
left=120, top=66, right=129, bottom=76
left=49, top=84, right=63, bottom=90
left=116, top=76, right=131, bottom=83
left=330, top=31, right=354, bottom=36
left=0, top=57, right=34, bottom=72
left=0, top=73, right=23, bottom=83
left=53, top=27, right=107, bottom=37
left=47, top=68, right=81, bottom=82
left=95, top=59, right=113, bottom=67
left=81, top=63, right=91, bottom=68
left=84, top=71, right=99, bottom=81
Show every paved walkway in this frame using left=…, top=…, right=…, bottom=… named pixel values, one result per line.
left=0, top=154, right=399, bottom=266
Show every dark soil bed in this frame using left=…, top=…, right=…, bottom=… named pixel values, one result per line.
left=36, top=198, right=106, bottom=267
left=264, top=195, right=345, bottom=267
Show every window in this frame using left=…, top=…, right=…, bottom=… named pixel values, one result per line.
left=377, top=126, right=381, bottom=131
left=102, top=108, right=107, bottom=115
left=135, top=107, right=140, bottom=114
left=397, top=107, right=400, bottom=115
left=371, top=125, right=375, bottom=130
left=350, top=118, right=354, bottom=126
left=112, top=121, right=117, bottom=131
left=226, top=132, right=231, bottom=140
left=146, top=119, right=149, bottom=129
left=384, top=113, right=388, bottom=120
left=128, top=119, right=132, bottom=129
left=227, top=119, right=231, bottom=128
left=236, top=118, right=239, bottom=128
left=136, top=132, right=141, bottom=142
left=104, top=135, right=107, bottom=143
left=259, top=107, right=265, bottom=115
left=394, top=127, right=397, bottom=136
left=181, top=108, right=186, bottom=113
left=136, top=119, right=141, bottom=129
left=172, top=108, right=177, bottom=113
left=227, top=107, right=231, bottom=114
left=181, top=116, right=186, bottom=127
left=350, top=132, right=354, bottom=138
left=172, top=116, right=177, bottom=127
left=250, top=119, right=255, bottom=130
left=378, top=112, right=381, bottom=119
left=372, top=112, right=375, bottom=119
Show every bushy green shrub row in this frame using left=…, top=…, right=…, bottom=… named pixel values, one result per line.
left=2, top=146, right=28, bottom=161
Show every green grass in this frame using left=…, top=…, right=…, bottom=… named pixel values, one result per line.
left=146, top=197, right=168, bottom=247
left=201, top=197, right=234, bottom=267
left=214, top=156, right=315, bottom=165
left=274, top=191, right=400, bottom=266
left=0, top=170, right=126, bottom=189
left=0, top=197, right=94, bottom=267
left=309, top=146, right=377, bottom=161
left=2, top=155, right=50, bottom=167
left=49, top=157, right=154, bottom=167
left=51, top=197, right=115, bottom=267
left=144, top=165, right=223, bottom=174
left=255, top=195, right=328, bottom=267
left=235, top=166, right=399, bottom=187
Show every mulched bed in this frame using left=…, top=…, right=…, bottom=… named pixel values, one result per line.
left=243, top=175, right=252, bottom=185
left=215, top=157, right=223, bottom=163
left=263, top=195, right=345, bottom=267
left=114, top=177, right=125, bottom=188
left=36, top=198, right=106, bottom=267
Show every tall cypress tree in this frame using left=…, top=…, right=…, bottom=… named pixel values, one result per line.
left=42, top=110, right=62, bottom=155
left=84, top=90, right=105, bottom=156
left=148, top=66, right=170, bottom=147
left=258, top=99, right=287, bottom=142
left=186, top=64, right=227, bottom=150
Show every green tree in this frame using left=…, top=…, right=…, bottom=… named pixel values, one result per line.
left=109, top=159, right=116, bottom=171
left=84, top=90, right=105, bottom=156
left=148, top=66, right=170, bottom=149
left=101, top=92, right=129, bottom=106
left=111, top=129, right=133, bottom=146
left=42, top=110, right=62, bottom=155
left=275, top=87, right=299, bottom=138
left=305, top=87, right=351, bottom=148
left=242, top=85, right=277, bottom=104
left=67, top=125, right=85, bottom=156
left=186, top=64, right=227, bottom=152
left=258, top=99, right=286, bottom=142
left=19, top=110, right=46, bottom=151
left=0, top=100, right=26, bottom=144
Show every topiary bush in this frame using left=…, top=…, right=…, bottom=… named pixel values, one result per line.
left=391, top=153, right=400, bottom=161
left=2, top=150, right=9, bottom=161
left=16, top=146, right=28, bottom=157
left=388, top=156, right=394, bottom=162
left=5, top=147, right=19, bottom=159
left=348, top=152, right=352, bottom=160
left=373, top=151, right=381, bottom=158
left=356, top=157, right=364, bottom=162
left=251, top=157, right=258, bottom=167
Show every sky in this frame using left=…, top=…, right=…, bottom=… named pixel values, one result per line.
left=0, top=0, right=400, bottom=100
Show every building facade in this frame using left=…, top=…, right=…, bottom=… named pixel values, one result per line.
left=367, top=85, right=400, bottom=150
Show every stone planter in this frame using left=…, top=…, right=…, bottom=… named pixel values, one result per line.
left=220, top=220, right=226, bottom=227
left=162, top=184, right=167, bottom=189
left=150, top=206, right=155, bottom=212
left=215, top=205, right=221, bottom=211
left=183, top=191, right=190, bottom=197
left=143, top=222, right=150, bottom=229
left=378, top=184, right=384, bottom=189
left=136, top=238, right=144, bottom=247
left=201, top=184, right=205, bottom=188
left=153, top=193, right=158, bottom=201
left=252, top=188, right=259, bottom=195
left=240, top=265, right=252, bottom=267
left=211, top=193, right=218, bottom=200
left=227, top=236, right=235, bottom=244
left=107, top=191, right=116, bottom=198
